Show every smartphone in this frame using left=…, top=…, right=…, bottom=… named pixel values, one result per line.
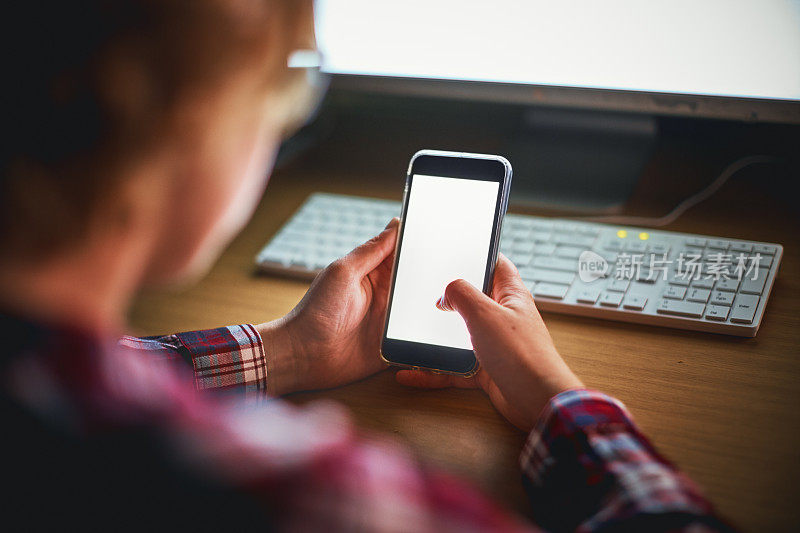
left=381, top=150, right=512, bottom=376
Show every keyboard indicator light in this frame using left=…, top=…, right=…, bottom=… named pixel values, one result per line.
left=616, top=230, right=628, bottom=239
left=639, top=232, right=649, bottom=240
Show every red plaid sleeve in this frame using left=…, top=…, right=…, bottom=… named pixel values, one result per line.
left=115, top=329, right=730, bottom=531
left=20, top=318, right=733, bottom=531
left=520, top=389, right=732, bottom=532
left=101, top=339, right=536, bottom=532
left=119, top=324, right=268, bottom=399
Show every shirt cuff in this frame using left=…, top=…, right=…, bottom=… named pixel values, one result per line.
left=174, top=324, right=268, bottom=399
left=519, top=389, right=721, bottom=531
left=519, top=388, right=632, bottom=484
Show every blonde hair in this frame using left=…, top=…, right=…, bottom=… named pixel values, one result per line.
left=1, top=0, right=314, bottom=257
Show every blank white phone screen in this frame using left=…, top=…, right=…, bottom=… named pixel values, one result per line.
left=386, top=174, right=499, bottom=350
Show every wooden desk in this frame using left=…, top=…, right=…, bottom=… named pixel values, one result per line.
left=130, top=116, right=800, bottom=532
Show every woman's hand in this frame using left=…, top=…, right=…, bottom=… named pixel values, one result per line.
left=396, top=254, right=583, bottom=432
left=256, top=218, right=399, bottom=395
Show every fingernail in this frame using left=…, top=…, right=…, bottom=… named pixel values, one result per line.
left=435, top=296, right=452, bottom=311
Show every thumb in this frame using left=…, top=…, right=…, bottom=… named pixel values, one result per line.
left=491, top=253, right=531, bottom=303
left=435, top=278, right=496, bottom=327
left=342, top=217, right=399, bottom=277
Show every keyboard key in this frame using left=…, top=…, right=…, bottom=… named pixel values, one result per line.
left=524, top=280, right=536, bottom=294
left=553, top=223, right=580, bottom=234
left=533, top=243, right=557, bottom=256
left=691, top=277, right=715, bottom=289
left=675, top=249, right=703, bottom=263
left=555, top=245, right=585, bottom=259
left=509, top=229, right=532, bottom=242
left=731, top=251, right=746, bottom=263
left=705, top=305, right=730, bottom=321
left=650, top=243, right=670, bottom=255
left=730, top=242, right=752, bottom=253
left=686, top=238, right=706, bottom=248
left=667, top=271, right=691, bottom=287
left=510, top=253, right=533, bottom=267
left=730, top=294, right=760, bottom=324
left=749, top=255, right=773, bottom=269
left=657, top=299, right=705, bottom=318
left=520, top=268, right=575, bottom=285
left=707, top=239, right=729, bottom=250
left=607, top=279, right=630, bottom=292
left=552, top=234, right=596, bottom=248
left=686, top=288, right=711, bottom=303
left=663, top=286, right=686, bottom=299
left=625, top=241, right=648, bottom=253
left=600, top=291, right=624, bottom=307
left=623, top=294, right=647, bottom=310
left=752, top=244, right=776, bottom=256
left=636, top=268, right=659, bottom=283
left=576, top=289, right=601, bottom=304
left=710, top=291, right=734, bottom=307
left=534, top=283, right=570, bottom=299
left=715, top=278, right=739, bottom=292
left=531, top=231, right=551, bottom=243
left=532, top=256, right=576, bottom=272
left=614, top=267, right=636, bottom=281
left=505, top=217, right=528, bottom=231
left=602, top=240, right=623, bottom=251
left=702, top=251, right=732, bottom=265
left=595, top=251, right=618, bottom=264
left=507, top=226, right=531, bottom=241
left=740, top=270, right=768, bottom=295
left=640, top=250, right=657, bottom=263
left=512, top=241, right=535, bottom=254
left=319, top=253, right=340, bottom=266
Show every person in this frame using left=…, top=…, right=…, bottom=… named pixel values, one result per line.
left=1, top=1, right=732, bottom=531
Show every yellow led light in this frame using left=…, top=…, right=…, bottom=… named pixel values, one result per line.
left=639, top=232, right=650, bottom=240
left=616, top=230, right=628, bottom=239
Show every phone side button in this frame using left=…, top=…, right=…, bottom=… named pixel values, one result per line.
left=533, top=283, right=570, bottom=300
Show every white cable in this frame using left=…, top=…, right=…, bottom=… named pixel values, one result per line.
left=578, top=155, right=779, bottom=228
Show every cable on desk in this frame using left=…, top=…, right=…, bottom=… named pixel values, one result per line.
left=577, top=155, right=779, bottom=228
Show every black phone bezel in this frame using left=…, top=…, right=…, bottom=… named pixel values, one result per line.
left=380, top=152, right=511, bottom=375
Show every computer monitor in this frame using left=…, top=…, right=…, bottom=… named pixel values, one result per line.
left=313, top=0, right=800, bottom=209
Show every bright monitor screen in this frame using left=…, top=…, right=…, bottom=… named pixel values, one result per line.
left=316, top=0, right=800, bottom=102
left=386, top=174, right=499, bottom=350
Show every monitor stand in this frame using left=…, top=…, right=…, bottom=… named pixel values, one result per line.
left=506, top=108, right=657, bottom=213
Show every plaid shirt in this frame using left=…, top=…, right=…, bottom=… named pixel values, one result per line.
left=3, top=317, right=731, bottom=531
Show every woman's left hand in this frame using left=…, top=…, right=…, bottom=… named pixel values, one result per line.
left=257, top=218, right=399, bottom=395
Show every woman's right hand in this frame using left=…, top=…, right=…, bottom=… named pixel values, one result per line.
left=395, top=254, right=583, bottom=432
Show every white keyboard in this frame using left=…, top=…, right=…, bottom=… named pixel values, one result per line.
left=256, top=193, right=782, bottom=337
